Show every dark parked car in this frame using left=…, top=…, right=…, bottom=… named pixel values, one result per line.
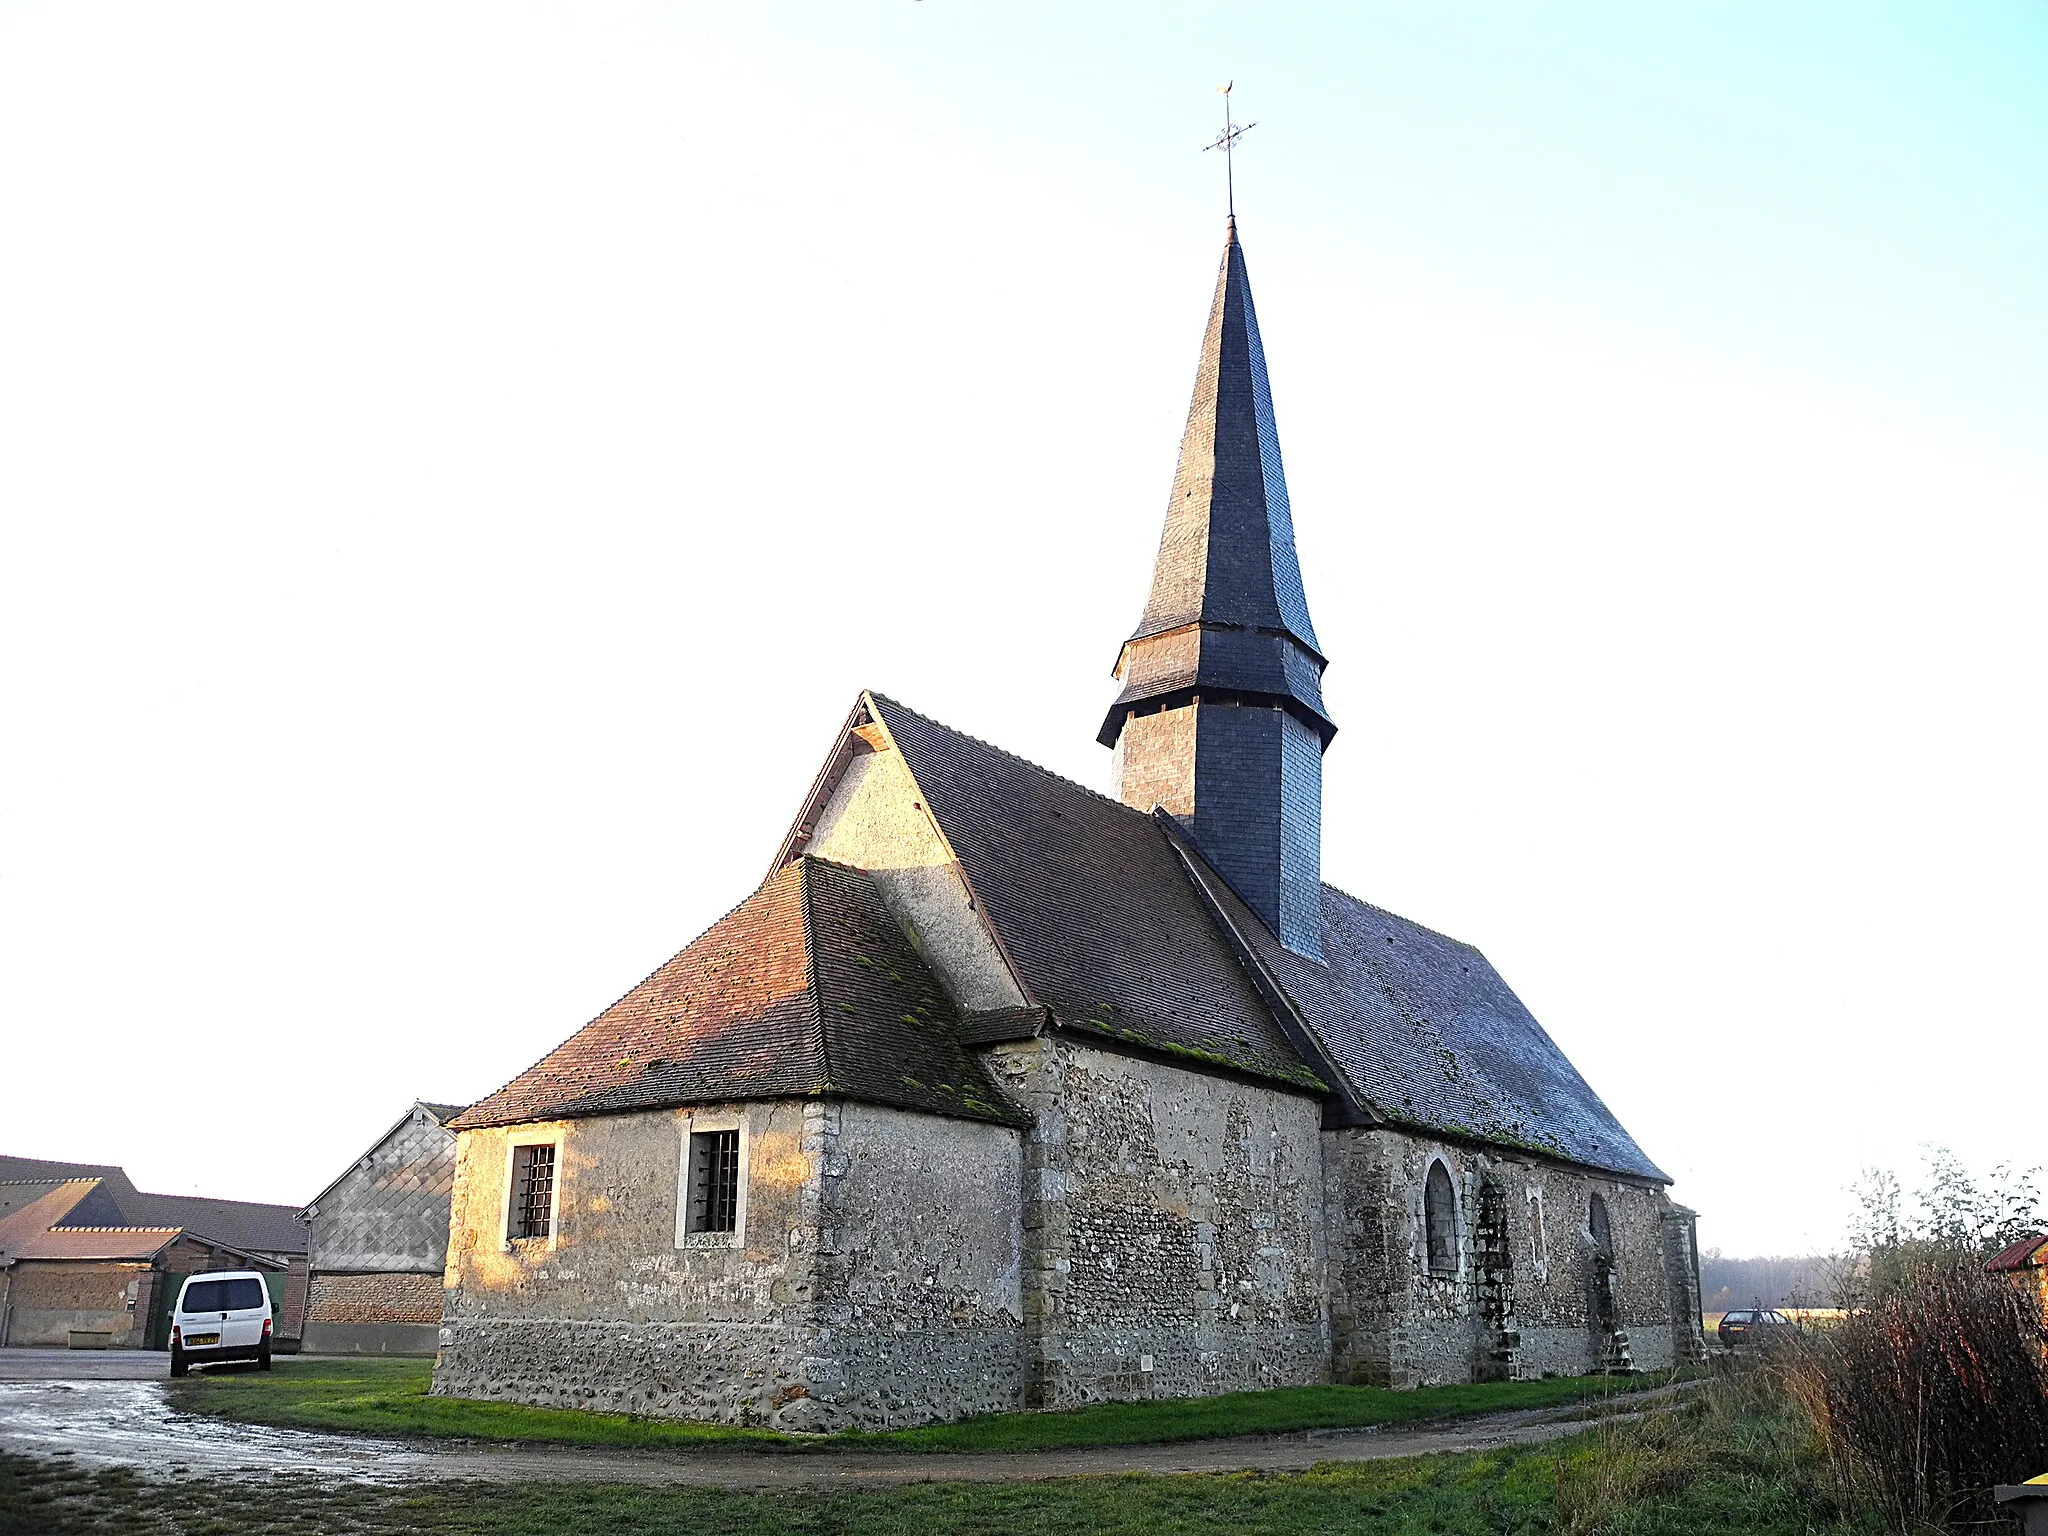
left=1717, top=1307, right=1797, bottom=1349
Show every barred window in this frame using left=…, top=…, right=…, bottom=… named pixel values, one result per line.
left=511, top=1143, right=555, bottom=1240
left=688, top=1129, right=742, bottom=1236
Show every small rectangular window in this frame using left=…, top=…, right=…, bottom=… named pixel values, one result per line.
left=687, top=1129, right=742, bottom=1235
left=511, top=1143, right=555, bottom=1240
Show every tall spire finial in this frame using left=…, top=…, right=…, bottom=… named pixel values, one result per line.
left=1204, top=82, right=1256, bottom=221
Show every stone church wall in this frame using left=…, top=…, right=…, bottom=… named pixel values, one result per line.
left=431, top=1084, right=1697, bottom=1425
left=806, top=1102, right=1026, bottom=1429
left=986, top=1036, right=1331, bottom=1407
left=1325, top=1127, right=1696, bottom=1387
left=432, top=1101, right=829, bottom=1428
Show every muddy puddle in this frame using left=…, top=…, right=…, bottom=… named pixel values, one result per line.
left=0, top=1380, right=432, bottom=1484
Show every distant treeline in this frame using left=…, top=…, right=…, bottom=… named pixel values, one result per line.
left=1699, top=1249, right=1840, bottom=1311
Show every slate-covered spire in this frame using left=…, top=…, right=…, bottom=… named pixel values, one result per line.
left=1102, top=219, right=1334, bottom=960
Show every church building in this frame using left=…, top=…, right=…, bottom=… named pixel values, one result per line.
left=433, top=220, right=1705, bottom=1430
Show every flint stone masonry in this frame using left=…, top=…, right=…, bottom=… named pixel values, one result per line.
left=432, top=1066, right=1700, bottom=1425
left=990, top=1036, right=1330, bottom=1407
left=808, top=1102, right=1024, bottom=1429
left=1323, top=1127, right=1684, bottom=1387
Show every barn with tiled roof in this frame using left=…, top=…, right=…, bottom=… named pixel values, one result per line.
left=433, top=219, right=1705, bottom=1431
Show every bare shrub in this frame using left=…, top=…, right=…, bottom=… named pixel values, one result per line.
left=1554, top=1355, right=1834, bottom=1534
left=1795, top=1259, right=2048, bottom=1530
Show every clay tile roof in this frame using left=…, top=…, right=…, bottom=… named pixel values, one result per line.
left=1987, top=1233, right=2048, bottom=1272
left=452, top=858, right=1028, bottom=1132
left=0, top=1182, right=181, bottom=1262
left=0, top=1156, right=306, bottom=1254
left=15, top=1227, right=185, bottom=1261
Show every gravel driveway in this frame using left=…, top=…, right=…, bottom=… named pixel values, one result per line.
left=0, top=1348, right=1663, bottom=1491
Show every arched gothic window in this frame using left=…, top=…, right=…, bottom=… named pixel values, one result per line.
left=1589, top=1193, right=1613, bottom=1259
left=1424, top=1161, right=1457, bottom=1275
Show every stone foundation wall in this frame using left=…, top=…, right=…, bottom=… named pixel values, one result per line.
left=988, top=1037, right=1330, bottom=1407
left=427, top=1058, right=1695, bottom=1425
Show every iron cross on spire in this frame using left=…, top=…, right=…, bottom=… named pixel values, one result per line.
left=1204, top=81, right=1256, bottom=220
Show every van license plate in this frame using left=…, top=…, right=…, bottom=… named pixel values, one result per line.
left=186, top=1333, right=219, bottom=1346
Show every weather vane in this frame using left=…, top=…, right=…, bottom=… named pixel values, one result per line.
left=1204, top=81, right=1256, bottom=220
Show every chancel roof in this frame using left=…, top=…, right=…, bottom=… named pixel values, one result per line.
left=452, top=858, right=1027, bottom=1132
left=869, top=694, right=1667, bottom=1182
left=0, top=1177, right=290, bottom=1265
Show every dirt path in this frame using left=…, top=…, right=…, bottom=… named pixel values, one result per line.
left=0, top=1352, right=1680, bottom=1492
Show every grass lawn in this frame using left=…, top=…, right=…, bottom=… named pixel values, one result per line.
left=0, top=1392, right=1880, bottom=1535
left=170, top=1356, right=1690, bottom=1454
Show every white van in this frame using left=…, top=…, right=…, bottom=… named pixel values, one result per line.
left=169, top=1270, right=273, bottom=1377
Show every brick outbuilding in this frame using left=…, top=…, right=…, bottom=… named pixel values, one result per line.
left=0, top=1163, right=302, bottom=1349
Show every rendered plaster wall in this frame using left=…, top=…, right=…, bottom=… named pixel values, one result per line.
left=803, top=744, right=1027, bottom=1012
left=1, top=1261, right=146, bottom=1346
left=307, top=1108, right=458, bottom=1274
left=987, top=1036, right=1330, bottom=1407
left=432, top=1101, right=829, bottom=1428
left=1325, top=1129, right=1685, bottom=1386
left=808, top=1101, right=1027, bottom=1428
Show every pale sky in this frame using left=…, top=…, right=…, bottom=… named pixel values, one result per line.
left=3, top=2, right=2043, bottom=1258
